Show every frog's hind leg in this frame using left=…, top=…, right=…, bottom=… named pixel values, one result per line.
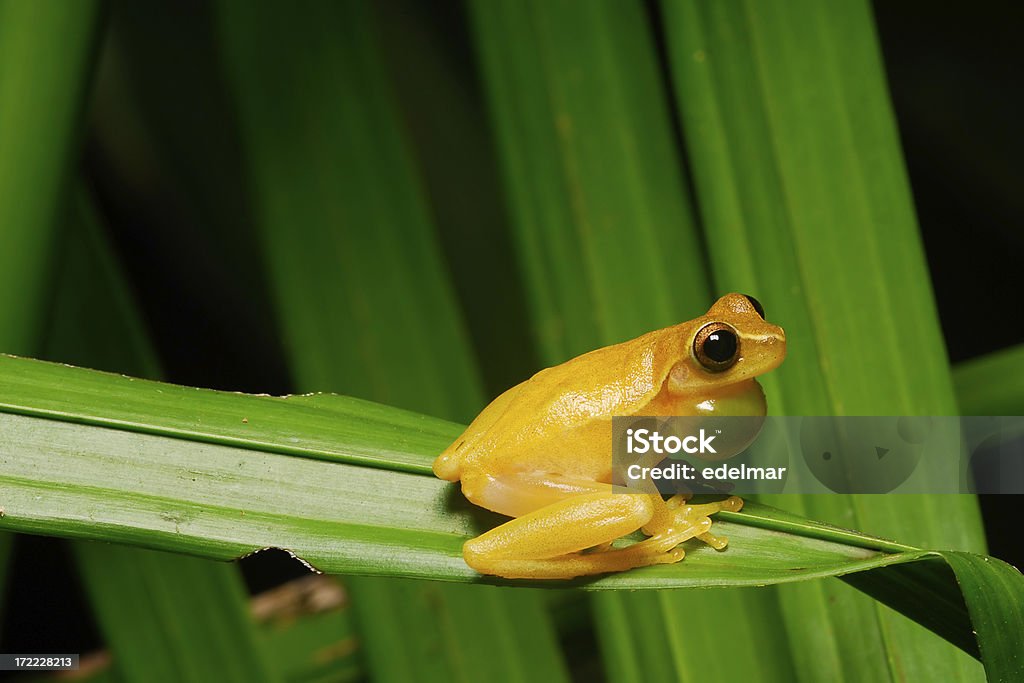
left=463, top=492, right=708, bottom=580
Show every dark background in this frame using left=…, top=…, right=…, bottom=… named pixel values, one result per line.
left=873, top=1, right=1024, bottom=596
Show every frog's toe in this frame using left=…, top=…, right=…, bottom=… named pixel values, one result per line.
left=666, top=493, right=692, bottom=509
left=627, top=544, right=686, bottom=569
left=721, top=495, right=744, bottom=512
left=696, top=530, right=730, bottom=550
left=634, top=515, right=712, bottom=554
left=682, top=495, right=744, bottom=517
left=655, top=547, right=686, bottom=565
left=668, top=495, right=742, bottom=550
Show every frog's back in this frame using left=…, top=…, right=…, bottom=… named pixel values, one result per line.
left=433, top=325, right=684, bottom=480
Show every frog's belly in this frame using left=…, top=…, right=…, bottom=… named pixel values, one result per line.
left=459, top=467, right=612, bottom=518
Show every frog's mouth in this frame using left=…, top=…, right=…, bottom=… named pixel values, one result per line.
left=656, top=368, right=769, bottom=417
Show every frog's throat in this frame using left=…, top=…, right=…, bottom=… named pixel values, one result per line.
left=716, top=378, right=768, bottom=417
left=663, top=377, right=767, bottom=417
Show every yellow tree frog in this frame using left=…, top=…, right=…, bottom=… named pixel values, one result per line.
left=433, top=293, right=786, bottom=579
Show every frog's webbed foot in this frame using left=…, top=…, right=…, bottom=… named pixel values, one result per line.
left=644, top=495, right=743, bottom=551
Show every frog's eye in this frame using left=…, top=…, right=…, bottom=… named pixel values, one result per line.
left=693, top=322, right=739, bottom=372
left=743, top=294, right=765, bottom=319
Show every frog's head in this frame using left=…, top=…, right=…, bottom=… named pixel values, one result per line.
left=665, top=293, right=787, bottom=415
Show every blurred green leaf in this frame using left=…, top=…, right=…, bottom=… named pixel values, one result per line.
left=954, top=345, right=1024, bottom=415
left=347, top=578, right=568, bottom=682
left=0, top=0, right=99, bottom=355
left=43, top=576, right=362, bottom=683
left=213, top=1, right=569, bottom=680
left=661, top=0, right=988, bottom=679
left=74, top=543, right=274, bottom=683
left=372, top=0, right=539, bottom=397
left=468, top=0, right=708, bottom=362
left=215, top=0, right=482, bottom=421
left=465, top=1, right=795, bottom=680
left=87, top=0, right=288, bottom=392
left=252, top=578, right=361, bottom=683
left=42, top=194, right=160, bottom=377
left=593, top=588, right=794, bottom=683
left=0, top=0, right=101, bottom=636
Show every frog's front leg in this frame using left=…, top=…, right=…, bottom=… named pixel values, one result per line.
left=462, top=491, right=713, bottom=579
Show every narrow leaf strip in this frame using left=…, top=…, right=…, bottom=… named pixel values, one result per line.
left=954, top=345, right=1024, bottom=415
left=74, top=544, right=275, bottom=683
left=941, top=552, right=1024, bottom=682
left=0, top=0, right=100, bottom=355
left=843, top=552, right=1024, bottom=682
left=0, top=353, right=457, bottom=475
left=0, top=0, right=101, bottom=629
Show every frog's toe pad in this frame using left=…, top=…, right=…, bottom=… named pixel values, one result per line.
left=657, top=547, right=685, bottom=564
left=697, top=530, right=730, bottom=550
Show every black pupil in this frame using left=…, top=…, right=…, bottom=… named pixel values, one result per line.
left=704, top=330, right=737, bottom=363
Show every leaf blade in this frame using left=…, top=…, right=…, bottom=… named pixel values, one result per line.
left=2, top=358, right=1021, bottom=673
left=954, top=345, right=1024, bottom=415
left=662, top=0, right=989, bottom=679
